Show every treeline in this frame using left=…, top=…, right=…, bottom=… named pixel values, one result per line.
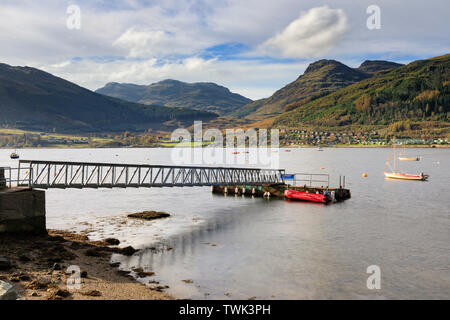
left=0, top=134, right=44, bottom=147
left=353, top=70, right=449, bottom=124
left=274, top=54, right=450, bottom=128
left=0, top=132, right=163, bottom=148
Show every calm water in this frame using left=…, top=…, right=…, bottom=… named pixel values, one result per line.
left=1, top=147, right=449, bottom=299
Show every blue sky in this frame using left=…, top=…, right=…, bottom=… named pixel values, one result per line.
left=0, top=0, right=449, bottom=99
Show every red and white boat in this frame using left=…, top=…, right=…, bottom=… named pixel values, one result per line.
left=284, top=189, right=331, bottom=203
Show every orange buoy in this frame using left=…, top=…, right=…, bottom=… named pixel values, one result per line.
left=362, top=173, right=368, bottom=178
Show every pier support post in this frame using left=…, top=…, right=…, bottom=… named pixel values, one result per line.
left=0, top=168, right=6, bottom=189
left=0, top=189, right=46, bottom=235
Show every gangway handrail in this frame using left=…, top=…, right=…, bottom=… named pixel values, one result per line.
left=11, top=160, right=285, bottom=189
left=291, top=173, right=330, bottom=187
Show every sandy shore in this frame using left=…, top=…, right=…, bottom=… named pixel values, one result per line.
left=0, top=230, right=172, bottom=300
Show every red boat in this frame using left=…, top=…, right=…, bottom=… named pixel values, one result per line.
left=284, top=189, right=331, bottom=203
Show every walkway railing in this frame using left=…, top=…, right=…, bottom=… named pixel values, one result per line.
left=11, top=160, right=285, bottom=189
left=290, top=173, right=330, bottom=187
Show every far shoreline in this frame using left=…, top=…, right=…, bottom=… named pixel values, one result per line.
left=1, top=144, right=449, bottom=150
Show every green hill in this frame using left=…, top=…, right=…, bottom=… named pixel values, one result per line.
left=96, top=79, right=252, bottom=116
left=273, top=54, right=450, bottom=128
left=0, top=64, right=216, bottom=132
left=357, top=60, right=403, bottom=75
left=233, top=59, right=402, bottom=119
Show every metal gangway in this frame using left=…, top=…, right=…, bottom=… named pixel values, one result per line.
left=3, top=160, right=285, bottom=189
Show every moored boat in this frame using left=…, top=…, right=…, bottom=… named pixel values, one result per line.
left=384, top=139, right=428, bottom=181
left=384, top=172, right=428, bottom=181
left=398, top=157, right=420, bottom=161
left=10, top=152, right=19, bottom=159
left=284, top=189, right=331, bottom=203
left=398, top=145, right=420, bottom=161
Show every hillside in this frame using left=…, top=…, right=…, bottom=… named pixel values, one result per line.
left=233, top=59, right=402, bottom=119
left=357, top=60, right=404, bottom=75
left=273, top=54, right=450, bottom=129
left=0, top=64, right=216, bottom=132
left=96, top=79, right=252, bottom=116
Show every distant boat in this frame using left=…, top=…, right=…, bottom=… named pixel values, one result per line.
left=398, top=145, right=420, bottom=161
left=284, top=189, right=331, bottom=203
left=10, top=152, right=19, bottom=159
left=398, top=157, right=420, bottom=161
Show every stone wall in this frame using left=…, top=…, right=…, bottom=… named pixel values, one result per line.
left=0, top=189, right=46, bottom=234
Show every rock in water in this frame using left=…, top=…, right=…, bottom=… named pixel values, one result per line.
left=104, top=238, right=120, bottom=245
left=120, top=246, right=137, bottom=256
left=0, top=281, right=18, bottom=300
left=127, top=211, right=170, bottom=220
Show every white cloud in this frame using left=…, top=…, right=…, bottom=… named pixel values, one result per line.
left=259, top=6, right=349, bottom=58
left=113, top=29, right=173, bottom=57
left=112, top=27, right=211, bottom=58
left=0, top=1, right=449, bottom=100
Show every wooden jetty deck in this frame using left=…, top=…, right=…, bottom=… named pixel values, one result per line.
left=212, top=184, right=351, bottom=202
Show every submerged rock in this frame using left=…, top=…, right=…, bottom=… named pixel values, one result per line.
left=127, top=211, right=170, bottom=221
left=119, top=246, right=137, bottom=256
left=0, top=281, right=18, bottom=300
left=104, top=238, right=120, bottom=245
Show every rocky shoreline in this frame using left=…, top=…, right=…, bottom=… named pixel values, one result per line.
left=0, top=230, right=172, bottom=300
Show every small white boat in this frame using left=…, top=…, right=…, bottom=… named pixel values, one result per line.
left=384, top=171, right=428, bottom=181
left=398, top=145, right=420, bottom=161
left=10, top=151, right=19, bottom=159
left=398, top=157, right=420, bottom=161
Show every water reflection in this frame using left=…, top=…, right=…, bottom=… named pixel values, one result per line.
left=1, top=147, right=448, bottom=299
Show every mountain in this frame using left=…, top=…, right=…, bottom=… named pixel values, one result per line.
left=96, top=79, right=252, bottom=116
left=0, top=64, right=216, bottom=132
left=357, top=60, right=404, bottom=75
left=273, top=54, right=450, bottom=128
left=234, top=59, right=402, bottom=119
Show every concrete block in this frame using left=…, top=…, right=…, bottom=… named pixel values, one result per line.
left=0, top=189, right=46, bottom=234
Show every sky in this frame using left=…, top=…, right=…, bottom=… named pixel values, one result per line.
left=0, top=0, right=449, bottom=100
